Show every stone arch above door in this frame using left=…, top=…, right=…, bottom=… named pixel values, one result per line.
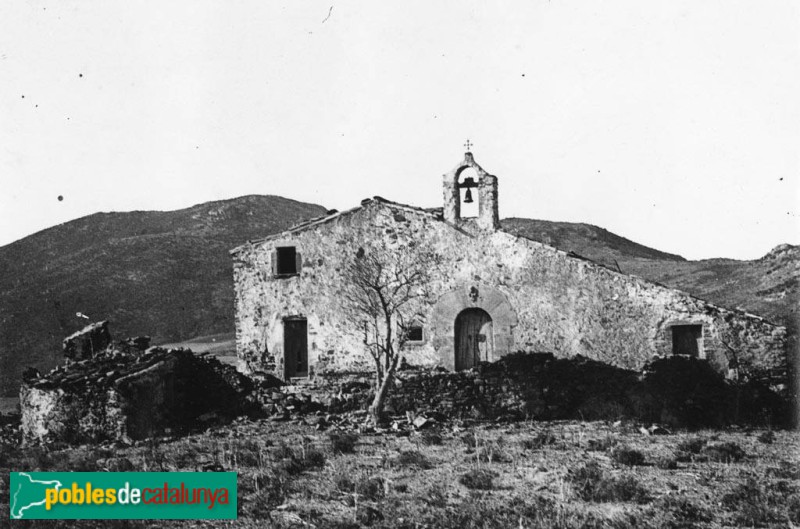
left=430, top=284, right=518, bottom=370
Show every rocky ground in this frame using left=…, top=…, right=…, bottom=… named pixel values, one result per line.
left=1, top=416, right=799, bottom=528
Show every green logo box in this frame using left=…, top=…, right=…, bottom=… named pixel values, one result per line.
left=9, top=472, right=237, bottom=520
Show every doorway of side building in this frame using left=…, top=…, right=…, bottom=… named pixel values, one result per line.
left=283, top=317, right=308, bottom=378
left=454, top=308, right=493, bottom=370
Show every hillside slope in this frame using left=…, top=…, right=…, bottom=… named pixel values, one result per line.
left=0, top=196, right=327, bottom=396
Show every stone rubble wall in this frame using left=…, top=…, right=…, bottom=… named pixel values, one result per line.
left=20, top=347, right=253, bottom=445
left=232, top=201, right=788, bottom=387
left=62, top=320, right=112, bottom=361
left=248, top=353, right=789, bottom=427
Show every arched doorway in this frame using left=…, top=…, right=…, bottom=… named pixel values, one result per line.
left=454, top=308, right=493, bottom=370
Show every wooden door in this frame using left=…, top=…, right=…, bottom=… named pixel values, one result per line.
left=284, top=318, right=308, bottom=378
left=455, top=308, right=493, bottom=370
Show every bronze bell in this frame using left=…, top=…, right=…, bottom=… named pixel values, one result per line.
left=464, top=188, right=474, bottom=203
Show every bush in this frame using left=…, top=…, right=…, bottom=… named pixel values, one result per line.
left=460, top=431, right=478, bottom=449
left=766, top=461, right=800, bottom=480
left=228, top=439, right=262, bottom=468
left=587, top=435, right=617, bottom=452
left=274, top=443, right=326, bottom=475
left=654, top=456, right=678, bottom=470
left=788, top=494, right=800, bottom=524
left=419, top=429, right=443, bottom=446
left=392, top=450, right=431, bottom=469
left=329, top=432, right=359, bottom=454
left=721, top=477, right=780, bottom=526
left=357, top=476, right=386, bottom=501
left=702, top=442, right=745, bottom=463
left=637, top=356, right=731, bottom=428
left=423, top=483, right=447, bottom=507
left=244, top=470, right=289, bottom=517
left=521, top=430, right=557, bottom=450
left=356, top=504, right=384, bottom=525
left=757, top=430, right=775, bottom=444
left=649, top=495, right=712, bottom=528
left=459, top=469, right=496, bottom=490
left=568, top=461, right=650, bottom=503
left=334, top=475, right=355, bottom=493
left=471, top=437, right=508, bottom=463
left=610, top=446, right=646, bottom=466
left=676, top=437, right=706, bottom=454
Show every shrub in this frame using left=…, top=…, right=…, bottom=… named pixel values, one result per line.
left=392, top=450, right=431, bottom=469
left=637, top=356, right=731, bottom=428
left=649, top=495, right=712, bottom=528
left=356, top=476, right=385, bottom=501
left=766, top=461, right=800, bottom=480
left=568, top=461, right=650, bottom=503
left=419, top=429, right=443, bottom=446
left=587, top=435, right=617, bottom=452
left=757, top=430, right=775, bottom=444
left=334, top=475, right=355, bottom=493
left=654, top=456, right=678, bottom=470
left=721, top=477, right=779, bottom=526
left=676, top=437, right=706, bottom=454
left=472, top=438, right=508, bottom=463
left=459, top=469, right=496, bottom=490
left=521, top=430, right=557, bottom=450
left=328, top=432, right=359, bottom=454
left=610, top=446, right=646, bottom=466
left=702, top=442, right=745, bottom=463
left=244, top=470, right=289, bottom=517
left=460, top=431, right=478, bottom=449
left=788, top=494, right=800, bottom=524
left=274, top=443, right=325, bottom=475
left=356, top=504, right=384, bottom=525
left=423, top=483, right=447, bottom=507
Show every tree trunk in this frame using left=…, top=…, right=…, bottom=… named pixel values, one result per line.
left=369, top=366, right=396, bottom=425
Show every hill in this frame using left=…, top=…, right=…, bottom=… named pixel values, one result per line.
left=0, top=201, right=796, bottom=398
left=0, top=196, right=327, bottom=396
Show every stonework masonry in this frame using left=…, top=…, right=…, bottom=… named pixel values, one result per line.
left=231, top=154, right=788, bottom=389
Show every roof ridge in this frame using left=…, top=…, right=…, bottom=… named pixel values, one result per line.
left=230, top=196, right=442, bottom=254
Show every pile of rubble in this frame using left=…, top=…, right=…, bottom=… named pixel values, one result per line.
left=20, top=322, right=254, bottom=445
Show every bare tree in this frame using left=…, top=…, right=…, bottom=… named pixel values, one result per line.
left=337, top=237, right=442, bottom=424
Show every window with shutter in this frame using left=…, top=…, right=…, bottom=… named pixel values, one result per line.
left=275, top=246, right=298, bottom=276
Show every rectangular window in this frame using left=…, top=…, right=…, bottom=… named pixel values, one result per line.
left=275, top=246, right=298, bottom=276
left=405, top=325, right=424, bottom=342
left=671, top=325, right=703, bottom=357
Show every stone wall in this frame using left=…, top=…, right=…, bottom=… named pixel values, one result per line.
left=20, top=347, right=253, bottom=445
left=262, top=354, right=790, bottom=427
left=232, top=199, right=787, bottom=387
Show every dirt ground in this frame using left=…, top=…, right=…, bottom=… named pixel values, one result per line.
left=2, top=418, right=799, bottom=528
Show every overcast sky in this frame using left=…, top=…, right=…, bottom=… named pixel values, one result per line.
left=1, top=1, right=798, bottom=260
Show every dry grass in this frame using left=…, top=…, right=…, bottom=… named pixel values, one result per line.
left=2, top=420, right=799, bottom=528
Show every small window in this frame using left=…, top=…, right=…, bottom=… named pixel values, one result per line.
left=671, top=325, right=702, bottom=357
left=405, top=325, right=424, bottom=342
left=275, top=246, right=298, bottom=276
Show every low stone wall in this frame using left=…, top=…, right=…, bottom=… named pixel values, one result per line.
left=295, top=353, right=791, bottom=428
left=386, top=353, right=638, bottom=421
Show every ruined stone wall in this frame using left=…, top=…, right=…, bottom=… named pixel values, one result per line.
left=20, top=348, right=252, bottom=444
left=232, top=201, right=787, bottom=384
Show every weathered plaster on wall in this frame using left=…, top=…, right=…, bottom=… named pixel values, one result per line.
left=232, top=200, right=787, bottom=385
